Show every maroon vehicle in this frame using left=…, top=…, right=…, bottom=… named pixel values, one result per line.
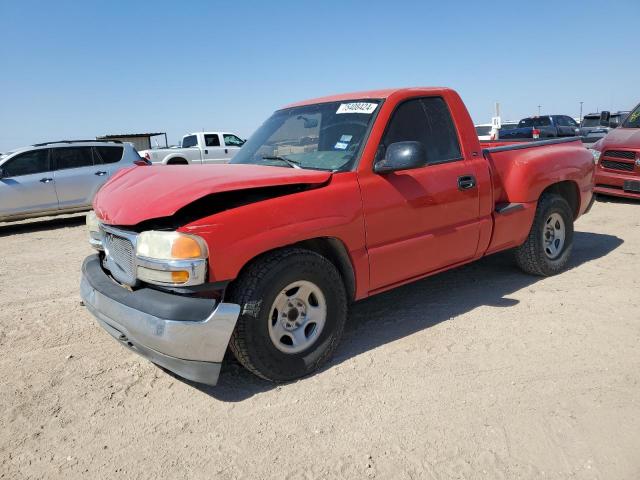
left=592, top=103, right=640, bottom=199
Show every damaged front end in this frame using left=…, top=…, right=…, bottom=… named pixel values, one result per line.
left=81, top=164, right=332, bottom=385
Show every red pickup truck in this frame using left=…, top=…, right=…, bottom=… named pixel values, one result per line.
left=591, top=103, right=640, bottom=199
left=81, top=87, right=595, bottom=386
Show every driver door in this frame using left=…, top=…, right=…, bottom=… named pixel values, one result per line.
left=222, top=133, right=245, bottom=161
left=358, top=97, right=482, bottom=291
left=0, top=149, right=59, bottom=219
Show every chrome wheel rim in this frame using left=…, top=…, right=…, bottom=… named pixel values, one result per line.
left=268, top=280, right=327, bottom=354
left=543, top=212, right=565, bottom=259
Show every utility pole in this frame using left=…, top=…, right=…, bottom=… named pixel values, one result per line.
left=579, top=102, right=583, bottom=123
left=537, top=105, right=541, bottom=115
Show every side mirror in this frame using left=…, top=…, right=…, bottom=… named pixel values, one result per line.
left=374, top=141, right=427, bottom=174
left=599, top=111, right=611, bottom=127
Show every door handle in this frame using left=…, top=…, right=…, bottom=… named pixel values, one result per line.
left=458, top=175, right=476, bottom=190
left=225, top=148, right=228, bottom=154
left=39, top=177, right=53, bottom=183
left=95, top=171, right=107, bottom=176
left=204, top=149, right=208, bottom=154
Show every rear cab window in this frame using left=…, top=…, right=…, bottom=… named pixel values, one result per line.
left=2, top=149, right=51, bottom=177
left=182, top=135, right=198, bottom=148
left=380, top=97, right=462, bottom=165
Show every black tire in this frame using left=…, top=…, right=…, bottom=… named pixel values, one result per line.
left=515, top=193, right=574, bottom=276
left=227, top=248, right=348, bottom=382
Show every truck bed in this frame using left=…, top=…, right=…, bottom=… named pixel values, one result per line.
left=480, top=137, right=593, bottom=254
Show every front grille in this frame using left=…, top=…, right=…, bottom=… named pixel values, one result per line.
left=601, top=160, right=635, bottom=172
left=103, top=231, right=137, bottom=286
left=603, top=150, right=636, bottom=160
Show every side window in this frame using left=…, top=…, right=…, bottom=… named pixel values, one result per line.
left=566, top=116, right=578, bottom=128
left=223, top=134, right=244, bottom=147
left=95, top=146, right=124, bottom=164
left=52, top=147, right=94, bottom=170
left=204, top=134, right=220, bottom=147
left=381, top=97, right=461, bottom=165
left=182, top=135, right=198, bottom=148
left=536, top=117, right=552, bottom=127
left=554, top=116, right=568, bottom=127
left=2, top=149, right=50, bottom=177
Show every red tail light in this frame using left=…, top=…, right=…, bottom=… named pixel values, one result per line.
left=134, top=159, right=151, bottom=166
left=532, top=128, right=540, bottom=139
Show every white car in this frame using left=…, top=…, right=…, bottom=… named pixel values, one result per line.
left=475, top=120, right=519, bottom=141
left=139, top=132, right=245, bottom=165
left=475, top=123, right=495, bottom=141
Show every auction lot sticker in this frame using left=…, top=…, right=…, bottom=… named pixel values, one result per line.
left=336, top=102, right=378, bottom=114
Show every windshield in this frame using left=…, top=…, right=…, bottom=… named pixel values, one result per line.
left=500, top=123, right=518, bottom=130
left=581, top=117, right=600, bottom=127
left=475, top=126, right=491, bottom=136
left=518, top=117, right=551, bottom=128
left=622, top=104, right=640, bottom=128
left=231, top=100, right=381, bottom=171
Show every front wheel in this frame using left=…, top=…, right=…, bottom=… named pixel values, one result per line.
left=227, top=248, right=348, bottom=382
left=515, top=193, right=574, bottom=276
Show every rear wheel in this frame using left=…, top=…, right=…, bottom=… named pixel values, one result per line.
left=515, top=193, right=574, bottom=276
left=227, top=248, right=347, bottom=382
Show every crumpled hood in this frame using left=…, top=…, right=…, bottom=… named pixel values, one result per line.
left=600, top=127, right=640, bottom=150
left=94, top=164, right=332, bottom=225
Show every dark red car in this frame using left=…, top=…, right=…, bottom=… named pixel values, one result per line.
left=592, top=103, right=640, bottom=200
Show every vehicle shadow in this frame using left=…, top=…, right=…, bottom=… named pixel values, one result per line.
left=188, top=231, right=622, bottom=402
left=0, top=214, right=86, bottom=237
left=595, top=194, right=640, bottom=206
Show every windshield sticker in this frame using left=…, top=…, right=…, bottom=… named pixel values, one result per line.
left=334, top=142, right=349, bottom=150
left=336, top=102, right=378, bottom=115
left=339, top=134, right=353, bottom=142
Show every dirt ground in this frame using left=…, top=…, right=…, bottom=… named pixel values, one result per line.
left=1, top=198, right=639, bottom=480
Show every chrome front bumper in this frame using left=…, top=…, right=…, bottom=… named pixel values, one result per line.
left=80, top=255, right=240, bottom=386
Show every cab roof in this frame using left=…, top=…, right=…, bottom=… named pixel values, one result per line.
left=283, top=87, right=450, bottom=109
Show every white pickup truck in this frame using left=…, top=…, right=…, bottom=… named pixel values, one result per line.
left=139, top=132, right=245, bottom=165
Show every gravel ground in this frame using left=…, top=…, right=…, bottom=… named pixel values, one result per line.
left=1, top=199, right=639, bottom=480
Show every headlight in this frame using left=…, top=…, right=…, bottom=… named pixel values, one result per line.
left=86, top=211, right=103, bottom=250
left=588, top=148, right=601, bottom=164
left=135, top=231, right=208, bottom=286
left=136, top=231, right=208, bottom=260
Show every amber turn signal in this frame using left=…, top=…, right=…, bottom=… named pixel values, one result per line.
left=171, top=236, right=203, bottom=259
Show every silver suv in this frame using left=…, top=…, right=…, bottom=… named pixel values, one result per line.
left=0, top=140, right=147, bottom=222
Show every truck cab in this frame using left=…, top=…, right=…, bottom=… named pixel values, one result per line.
left=140, top=132, right=245, bottom=165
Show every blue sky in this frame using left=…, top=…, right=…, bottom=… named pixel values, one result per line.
left=1, top=0, right=638, bottom=151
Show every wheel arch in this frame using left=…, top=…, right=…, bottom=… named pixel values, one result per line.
left=540, top=180, right=580, bottom=219
left=165, top=156, right=189, bottom=165
left=227, top=237, right=356, bottom=302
